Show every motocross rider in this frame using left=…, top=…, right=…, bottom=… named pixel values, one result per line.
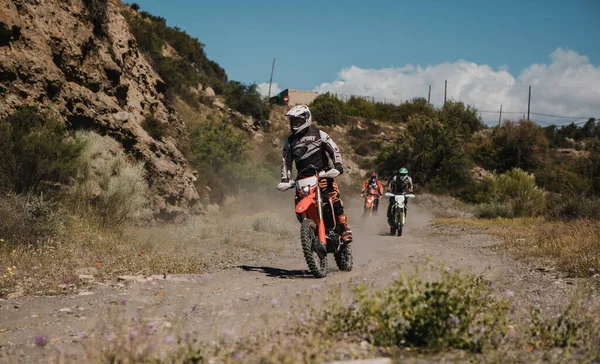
left=281, top=105, right=353, bottom=243
left=361, top=172, right=384, bottom=213
left=387, top=167, right=413, bottom=224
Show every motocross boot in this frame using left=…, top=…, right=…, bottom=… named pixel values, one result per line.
left=337, top=213, right=353, bottom=243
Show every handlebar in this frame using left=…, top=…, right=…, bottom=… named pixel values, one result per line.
left=276, top=169, right=341, bottom=192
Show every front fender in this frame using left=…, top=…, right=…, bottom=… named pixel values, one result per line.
left=295, top=197, right=316, bottom=214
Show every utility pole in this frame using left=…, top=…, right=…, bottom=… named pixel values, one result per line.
left=267, top=58, right=276, bottom=100
left=444, top=80, right=447, bottom=105
left=527, top=85, right=531, bottom=121
left=427, top=85, right=431, bottom=104
left=498, top=104, right=502, bottom=127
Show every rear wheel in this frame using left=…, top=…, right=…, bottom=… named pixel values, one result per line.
left=334, top=242, right=353, bottom=271
left=301, top=219, right=328, bottom=278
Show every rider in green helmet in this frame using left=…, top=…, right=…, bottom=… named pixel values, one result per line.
left=387, top=167, right=413, bottom=224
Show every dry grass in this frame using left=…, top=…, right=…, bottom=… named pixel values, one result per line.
left=49, top=266, right=600, bottom=363
left=0, top=195, right=296, bottom=298
left=435, top=217, right=600, bottom=277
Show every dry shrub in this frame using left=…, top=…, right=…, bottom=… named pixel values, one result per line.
left=0, top=192, right=63, bottom=245
left=438, top=217, right=600, bottom=277
left=73, top=131, right=147, bottom=227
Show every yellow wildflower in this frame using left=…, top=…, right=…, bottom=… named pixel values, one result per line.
left=0, top=238, right=4, bottom=242
left=12, top=250, right=16, bottom=253
left=12, top=266, right=16, bottom=269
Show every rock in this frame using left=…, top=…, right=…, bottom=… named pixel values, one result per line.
left=75, top=267, right=98, bottom=276
left=77, top=291, right=94, bottom=296
left=328, top=359, right=392, bottom=364
left=271, top=137, right=281, bottom=148
left=253, top=133, right=264, bottom=143
left=0, top=1, right=202, bottom=221
left=78, top=274, right=95, bottom=282
left=212, top=99, right=226, bottom=110
left=59, top=308, right=72, bottom=314
left=113, top=111, right=130, bottom=122
left=204, top=87, right=216, bottom=97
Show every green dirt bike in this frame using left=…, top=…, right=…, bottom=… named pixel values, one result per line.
left=385, top=192, right=415, bottom=236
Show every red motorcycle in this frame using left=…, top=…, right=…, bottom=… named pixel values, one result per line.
left=362, top=190, right=380, bottom=217
left=278, top=166, right=353, bottom=278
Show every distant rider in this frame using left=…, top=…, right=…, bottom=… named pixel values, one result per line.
left=387, top=167, right=413, bottom=224
left=281, top=105, right=353, bottom=243
left=361, top=172, right=384, bottom=214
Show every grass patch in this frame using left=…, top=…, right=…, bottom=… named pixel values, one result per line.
left=48, top=266, right=600, bottom=362
left=436, top=217, right=600, bottom=277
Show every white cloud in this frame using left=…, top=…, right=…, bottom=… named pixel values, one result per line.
left=313, top=48, right=600, bottom=125
left=257, top=82, right=282, bottom=98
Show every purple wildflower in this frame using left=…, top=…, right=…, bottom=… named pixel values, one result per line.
left=233, top=353, right=243, bottom=360
left=299, top=314, right=307, bottom=325
left=450, top=317, right=460, bottom=326
left=222, top=328, right=234, bottom=337
left=312, top=284, right=321, bottom=291
left=589, top=268, right=596, bottom=274
left=270, top=298, right=279, bottom=306
left=391, top=271, right=399, bottom=280
left=34, top=334, right=48, bottom=347
left=165, top=335, right=175, bottom=344
left=296, top=291, right=302, bottom=296
left=505, top=290, right=515, bottom=297
left=445, top=267, right=451, bottom=272
left=77, top=332, right=87, bottom=340
left=129, top=330, right=137, bottom=341
left=343, top=332, right=348, bottom=339
left=120, top=299, right=127, bottom=306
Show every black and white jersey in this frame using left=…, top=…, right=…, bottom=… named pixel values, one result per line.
left=281, top=127, right=342, bottom=180
left=388, top=175, right=413, bottom=195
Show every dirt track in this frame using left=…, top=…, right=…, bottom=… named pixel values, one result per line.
left=0, top=198, right=578, bottom=362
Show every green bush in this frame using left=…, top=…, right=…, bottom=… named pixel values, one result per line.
left=223, top=81, right=270, bottom=120
left=474, top=201, right=514, bottom=219
left=0, top=107, right=85, bottom=194
left=189, top=121, right=248, bottom=172
left=497, top=168, right=545, bottom=217
left=442, top=100, right=483, bottom=138
left=546, top=196, right=600, bottom=220
left=0, top=192, right=63, bottom=244
left=322, top=266, right=507, bottom=352
left=73, top=132, right=147, bottom=227
left=310, top=92, right=347, bottom=126
left=122, top=7, right=227, bottom=97
left=141, top=114, right=168, bottom=140
left=375, top=114, right=472, bottom=191
left=473, top=120, right=548, bottom=173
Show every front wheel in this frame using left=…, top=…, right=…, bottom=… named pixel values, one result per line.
left=300, top=219, right=328, bottom=278
left=397, top=210, right=406, bottom=236
left=334, top=243, right=353, bottom=271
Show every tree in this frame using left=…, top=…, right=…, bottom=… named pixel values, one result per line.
left=310, top=93, right=347, bottom=126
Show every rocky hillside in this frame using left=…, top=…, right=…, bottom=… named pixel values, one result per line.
left=0, top=0, right=200, bottom=219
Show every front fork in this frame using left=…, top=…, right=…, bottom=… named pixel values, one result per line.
left=316, top=187, right=327, bottom=245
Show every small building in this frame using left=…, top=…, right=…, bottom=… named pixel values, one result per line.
left=269, top=89, right=318, bottom=106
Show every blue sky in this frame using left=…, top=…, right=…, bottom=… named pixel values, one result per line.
left=132, top=0, right=600, bottom=123
left=132, top=0, right=598, bottom=88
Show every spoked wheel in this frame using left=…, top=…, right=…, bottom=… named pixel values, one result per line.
left=397, top=210, right=406, bottom=236
left=334, top=242, right=353, bottom=271
left=300, top=219, right=328, bottom=278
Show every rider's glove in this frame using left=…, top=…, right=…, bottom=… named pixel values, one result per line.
left=334, top=162, right=344, bottom=175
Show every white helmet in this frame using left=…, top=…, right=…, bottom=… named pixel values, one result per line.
left=285, top=105, right=312, bottom=135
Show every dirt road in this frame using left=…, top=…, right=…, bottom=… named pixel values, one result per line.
left=0, top=198, right=578, bottom=362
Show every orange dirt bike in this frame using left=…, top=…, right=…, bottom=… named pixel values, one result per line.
left=361, top=193, right=380, bottom=217
left=277, top=166, right=353, bottom=278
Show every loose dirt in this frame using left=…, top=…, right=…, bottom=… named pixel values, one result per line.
left=0, top=196, right=579, bottom=362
